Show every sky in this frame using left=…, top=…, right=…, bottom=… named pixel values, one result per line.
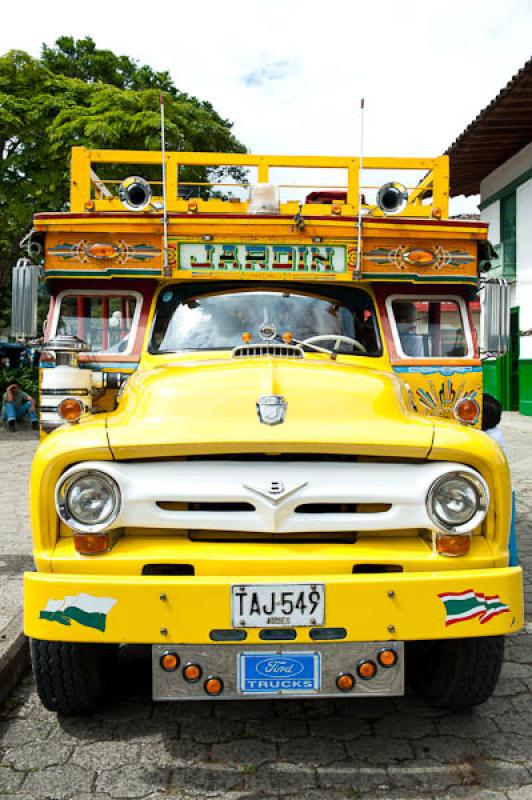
left=2, top=0, right=532, bottom=213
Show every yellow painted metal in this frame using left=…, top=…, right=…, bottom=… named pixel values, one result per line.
left=24, top=567, right=523, bottom=644
left=68, top=147, right=449, bottom=219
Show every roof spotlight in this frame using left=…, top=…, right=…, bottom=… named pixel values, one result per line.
left=376, top=182, right=409, bottom=215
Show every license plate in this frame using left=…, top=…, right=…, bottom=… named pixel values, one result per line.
left=231, top=583, right=325, bottom=628
left=238, top=651, right=321, bottom=694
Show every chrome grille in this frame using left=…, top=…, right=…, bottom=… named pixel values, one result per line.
left=232, top=343, right=304, bottom=359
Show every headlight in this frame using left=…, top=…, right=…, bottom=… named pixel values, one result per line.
left=56, top=470, right=121, bottom=533
left=426, top=471, right=488, bottom=534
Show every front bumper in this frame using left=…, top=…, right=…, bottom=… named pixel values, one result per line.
left=25, top=567, right=523, bottom=644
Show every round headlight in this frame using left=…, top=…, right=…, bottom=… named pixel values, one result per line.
left=56, top=470, right=121, bottom=533
left=426, top=471, right=488, bottom=533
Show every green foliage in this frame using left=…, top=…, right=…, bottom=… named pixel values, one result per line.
left=0, top=37, right=246, bottom=319
left=0, top=366, right=39, bottom=401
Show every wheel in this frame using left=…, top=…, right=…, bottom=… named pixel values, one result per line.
left=407, top=636, right=505, bottom=709
left=30, top=638, right=118, bottom=714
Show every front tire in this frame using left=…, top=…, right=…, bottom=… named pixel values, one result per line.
left=30, top=639, right=118, bottom=714
left=407, top=636, right=505, bottom=709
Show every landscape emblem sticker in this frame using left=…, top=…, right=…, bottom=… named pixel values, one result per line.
left=40, top=593, right=117, bottom=632
left=438, top=590, right=509, bottom=626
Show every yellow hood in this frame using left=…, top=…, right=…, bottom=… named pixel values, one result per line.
left=106, top=357, right=435, bottom=459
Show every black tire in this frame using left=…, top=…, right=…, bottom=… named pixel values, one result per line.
left=30, top=638, right=118, bottom=714
left=407, top=636, right=505, bottom=709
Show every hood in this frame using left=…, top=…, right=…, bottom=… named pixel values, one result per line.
left=106, top=357, right=435, bottom=459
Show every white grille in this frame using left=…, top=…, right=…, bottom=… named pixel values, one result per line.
left=58, top=460, right=487, bottom=536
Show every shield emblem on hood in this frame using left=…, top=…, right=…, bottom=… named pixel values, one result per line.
left=256, top=395, right=287, bottom=426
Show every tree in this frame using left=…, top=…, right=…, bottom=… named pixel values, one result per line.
left=0, top=38, right=246, bottom=328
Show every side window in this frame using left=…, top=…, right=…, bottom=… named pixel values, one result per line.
left=55, top=295, right=138, bottom=353
left=391, top=298, right=468, bottom=358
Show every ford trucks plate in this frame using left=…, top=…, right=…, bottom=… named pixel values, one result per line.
left=231, top=583, right=325, bottom=627
left=238, top=651, right=321, bottom=694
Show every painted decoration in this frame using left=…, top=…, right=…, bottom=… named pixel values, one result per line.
left=415, top=379, right=477, bottom=418
left=176, top=243, right=348, bottom=273
left=40, top=593, right=117, bottom=632
left=365, top=245, right=475, bottom=271
left=438, top=590, right=509, bottom=626
left=48, top=240, right=161, bottom=264
left=393, top=367, right=482, bottom=426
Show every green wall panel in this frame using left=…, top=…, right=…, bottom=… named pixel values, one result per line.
left=519, top=360, right=532, bottom=416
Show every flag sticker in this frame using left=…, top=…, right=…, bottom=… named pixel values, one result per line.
left=40, top=594, right=117, bottom=632
left=438, top=590, right=509, bottom=626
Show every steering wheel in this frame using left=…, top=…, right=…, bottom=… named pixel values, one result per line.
left=300, top=334, right=367, bottom=354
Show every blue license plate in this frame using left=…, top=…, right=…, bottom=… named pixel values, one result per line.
left=238, top=651, right=321, bottom=695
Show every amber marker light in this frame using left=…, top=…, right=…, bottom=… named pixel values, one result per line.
left=183, top=663, right=202, bottom=682
left=160, top=652, right=180, bottom=672
left=282, top=331, right=294, bottom=343
left=84, top=200, right=95, bottom=211
left=404, top=249, right=435, bottom=266
left=454, top=398, right=480, bottom=425
left=435, top=532, right=471, bottom=557
left=73, top=533, right=110, bottom=555
left=188, top=200, right=198, bottom=212
left=204, top=676, right=224, bottom=696
left=87, top=242, right=119, bottom=260
left=58, top=397, right=84, bottom=423
left=432, top=207, right=442, bottom=220
left=356, top=659, right=377, bottom=680
left=336, top=673, right=355, bottom=692
left=377, top=648, right=398, bottom=668
left=242, top=331, right=252, bottom=343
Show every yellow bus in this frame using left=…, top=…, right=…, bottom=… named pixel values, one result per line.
left=13, top=147, right=522, bottom=712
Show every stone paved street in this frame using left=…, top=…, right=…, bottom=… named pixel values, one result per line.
left=0, top=415, right=530, bottom=800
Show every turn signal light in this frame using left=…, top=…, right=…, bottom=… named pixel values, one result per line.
left=435, top=532, right=471, bottom=557
left=242, top=331, right=252, bottom=343
left=58, top=397, right=84, bottom=423
left=454, top=397, right=480, bottom=425
left=282, top=331, right=294, bottom=343
left=377, top=648, right=398, bottom=668
left=183, top=663, right=202, bottom=682
left=336, top=673, right=355, bottom=692
left=160, top=652, right=180, bottom=672
left=204, top=676, right=224, bottom=695
left=357, top=659, right=377, bottom=680
left=73, top=533, right=109, bottom=555
left=188, top=200, right=198, bottom=212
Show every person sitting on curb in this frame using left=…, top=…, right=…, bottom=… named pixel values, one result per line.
left=1, top=382, right=38, bottom=432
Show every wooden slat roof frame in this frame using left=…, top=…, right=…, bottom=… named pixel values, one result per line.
left=447, top=56, right=532, bottom=196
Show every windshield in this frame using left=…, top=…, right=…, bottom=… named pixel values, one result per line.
left=150, top=284, right=381, bottom=355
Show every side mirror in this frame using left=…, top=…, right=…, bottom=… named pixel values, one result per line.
left=11, top=258, right=39, bottom=340
left=480, top=278, right=510, bottom=358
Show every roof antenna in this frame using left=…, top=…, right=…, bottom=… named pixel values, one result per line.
left=160, top=93, right=171, bottom=277
left=355, top=97, right=365, bottom=277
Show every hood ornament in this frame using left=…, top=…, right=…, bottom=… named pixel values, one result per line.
left=257, top=395, right=287, bottom=426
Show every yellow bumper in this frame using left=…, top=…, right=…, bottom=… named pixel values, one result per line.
left=25, top=567, right=523, bottom=644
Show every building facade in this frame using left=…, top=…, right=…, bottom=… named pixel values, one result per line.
left=448, top=57, right=532, bottom=415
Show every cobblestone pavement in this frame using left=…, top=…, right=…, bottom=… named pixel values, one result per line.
left=0, top=414, right=530, bottom=800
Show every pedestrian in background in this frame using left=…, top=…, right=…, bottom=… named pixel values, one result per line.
left=1, top=382, right=38, bottom=432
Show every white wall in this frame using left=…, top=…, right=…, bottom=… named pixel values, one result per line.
left=480, top=200, right=500, bottom=245
left=516, top=177, right=532, bottom=359
left=480, top=141, right=532, bottom=201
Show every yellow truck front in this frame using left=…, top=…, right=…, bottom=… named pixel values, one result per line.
left=16, top=148, right=523, bottom=713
